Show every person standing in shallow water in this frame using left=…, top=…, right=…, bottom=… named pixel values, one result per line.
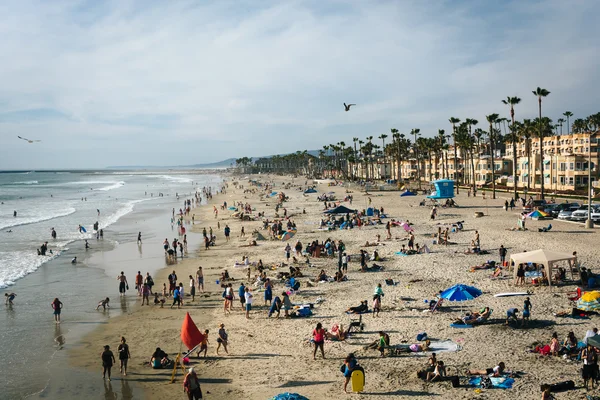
left=117, top=272, right=128, bottom=297
left=52, top=298, right=63, bottom=323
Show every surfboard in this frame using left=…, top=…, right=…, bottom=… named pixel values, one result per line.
left=351, top=367, right=365, bottom=393
left=450, top=323, right=474, bottom=329
left=80, top=226, right=87, bottom=233
left=494, top=292, right=528, bottom=297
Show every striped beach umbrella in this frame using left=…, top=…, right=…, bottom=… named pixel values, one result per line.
left=577, top=291, right=600, bottom=311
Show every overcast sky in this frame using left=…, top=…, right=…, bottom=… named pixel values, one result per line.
left=1, top=0, right=599, bottom=169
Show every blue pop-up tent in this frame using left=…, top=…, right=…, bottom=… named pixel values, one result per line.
left=304, top=188, right=317, bottom=194
left=427, top=180, right=455, bottom=199
left=400, top=191, right=416, bottom=197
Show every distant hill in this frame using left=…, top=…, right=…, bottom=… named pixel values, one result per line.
left=106, top=150, right=321, bottom=169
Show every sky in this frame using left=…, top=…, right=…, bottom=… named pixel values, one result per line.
left=1, top=0, right=599, bottom=169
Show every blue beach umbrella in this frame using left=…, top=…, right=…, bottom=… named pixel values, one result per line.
left=440, top=284, right=482, bottom=302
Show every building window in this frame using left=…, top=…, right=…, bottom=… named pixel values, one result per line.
left=570, top=162, right=574, bottom=170
left=576, top=162, right=582, bottom=170
left=569, top=177, right=574, bottom=185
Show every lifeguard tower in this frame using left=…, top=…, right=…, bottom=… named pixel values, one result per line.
left=427, top=179, right=455, bottom=199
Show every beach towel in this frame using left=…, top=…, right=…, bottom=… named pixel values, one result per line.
left=450, top=323, right=474, bottom=329
left=270, top=393, right=309, bottom=400
left=468, top=376, right=515, bottom=389
left=395, top=252, right=409, bottom=256
left=427, top=340, right=462, bottom=353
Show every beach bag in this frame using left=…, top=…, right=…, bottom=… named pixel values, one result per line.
left=416, top=332, right=428, bottom=341
left=297, top=308, right=312, bottom=317
left=450, top=376, right=460, bottom=388
left=480, top=376, right=493, bottom=389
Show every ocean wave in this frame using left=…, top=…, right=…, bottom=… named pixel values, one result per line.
left=13, top=180, right=38, bottom=185
left=157, top=175, right=193, bottom=183
left=0, top=207, right=77, bottom=231
left=94, top=181, right=125, bottom=191
left=98, top=199, right=148, bottom=229
left=0, top=247, right=68, bottom=289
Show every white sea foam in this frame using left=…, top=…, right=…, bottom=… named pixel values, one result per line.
left=98, top=198, right=149, bottom=230
left=94, top=181, right=125, bottom=191
left=12, top=180, right=39, bottom=185
left=157, top=175, right=193, bottom=183
left=0, top=207, right=77, bottom=230
left=0, top=249, right=64, bottom=289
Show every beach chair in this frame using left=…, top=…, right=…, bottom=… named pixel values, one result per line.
left=348, top=314, right=365, bottom=332
left=429, top=298, right=444, bottom=312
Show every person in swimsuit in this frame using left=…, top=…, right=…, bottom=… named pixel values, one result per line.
left=5, top=293, right=16, bottom=305
left=312, top=322, right=326, bottom=360
left=196, top=330, right=210, bottom=358
left=196, top=267, right=204, bottom=293
left=117, top=272, right=128, bottom=297
left=216, top=324, right=228, bottom=355
left=52, top=298, right=63, bottom=323
left=117, top=337, right=131, bottom=376
left=101, top=345, right=116, bottom=381
left=96, top=297, right=110, bottom=310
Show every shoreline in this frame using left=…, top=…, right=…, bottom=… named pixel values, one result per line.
left=70, top=173, right=600, bottom=399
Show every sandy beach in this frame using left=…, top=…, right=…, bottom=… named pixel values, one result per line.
left=70, top=174, right=600, bottom=400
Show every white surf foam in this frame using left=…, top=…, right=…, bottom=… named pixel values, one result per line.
left=13, top=180, right=39, bottom=185
left=95, top=181, right=125, bottom=191
left=157, top=175, right=193, bottom=183
left=0, top=249, right=64, bottom=289
left=0, top=207, right=77, bottom=231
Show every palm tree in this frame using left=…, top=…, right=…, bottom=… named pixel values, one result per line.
left=533, top=87, right=551, bottom=198
left=437, top=129, right=447, bottom=178
left=486, top=113, right=499, bottom=199
left=557, top=118, right=565, bottom=135
left=366, top=136, right=374, bottom=180
left=563, top=111, right=573, bottom=135
left=379, top=134, right=388, bottom=179
left=520, top=120, right=533, bottom=190
left=449, top=117, right=461, bottom=193
left=501, top=96, right=522, bottom=200
left=352, top=137, right=360, bottom=180
left=411, top=129, right=421, bottom=188
left=456, top=124, right=477, bottom=194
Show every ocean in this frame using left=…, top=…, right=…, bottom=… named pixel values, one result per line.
left=0, top=170, right=221, bottom=399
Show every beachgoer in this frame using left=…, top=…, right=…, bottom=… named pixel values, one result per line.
left=196, top=267, right=204, bottom=293
left=224, top=225, right=230, bottom=241
left=196, top=329, right=210, bottom=358
left=189, top=275, right=196, bottom=302
left=264, top=278, right=273, bottom=306
left=52, top=298, right=63, bottom=323
left=427, top=361, right=446, bottom=382
left=282, top=292, right=293, bottom=317
left=96, top=297, right=110, bottom=311
left=499, top=245, right=507, bottom=264
left=118, top=337, right=131, bottom=376
left=144, top=273, right=154, bottom=294
left=117, top=272, right=128, bottom=297
left=312, top=322, right=326, bottom=360
left=171, top=286, right=181, bottom=309
left=5, top=292, right=16, bottom=305
left=216, top=324, right=228, bottom=355
left=522, top=297, right=532, bottom=326
left=581, top=344, right=598, bottom=390
left=137, top=232, right=142, bottom=244
left=101, top=345, right=116, bottom=381
left=342, top=353, right=357, bottom=393
left=183, top=367, right=203, bottom=400
left=468, top=362, right=506, bottom=377
left=506, top=308, right=519, bottom=325
left=244, top=287, right=253, bottom=319
left=135, top=271, right=143, bottom=296
left=141, top=284, right=150, bottom=305
left=373, top=294, right=381, bottom=317
left=377, top=331, right=390, bottom=356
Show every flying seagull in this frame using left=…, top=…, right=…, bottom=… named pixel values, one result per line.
left=17, top=136, right=41, bottom=143
left=343, top=103, right=356, bottom=112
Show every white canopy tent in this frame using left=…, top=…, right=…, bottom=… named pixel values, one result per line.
left=511, top=249, right=579, bottom=287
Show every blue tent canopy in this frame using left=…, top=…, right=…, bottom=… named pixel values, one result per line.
left=427, top=179, right=455, bottom=199
left=304, top=188, right=317, bottom=193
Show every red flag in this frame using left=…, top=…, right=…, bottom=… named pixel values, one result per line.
left=181, top=312, right=204, bottom=350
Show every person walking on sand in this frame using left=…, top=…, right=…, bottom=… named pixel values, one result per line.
left=342, top=353, right=358, bottom=393
left=135, top=271, right=143, bottom=296
left=196, top=330, right=209, bottom=358
left=312, top=322, right=326, bottom=360
left=244, top=287, right=253, bottom=320
left=117, top=272, right=128, bottom=297
left=101, top=345, right=116, bottom=381
left=189, top=275, right=196, bottom=302
left=137, top=232, right=142, bottom=244
left=196, top=267, right=204, bottom=293
left=216, top=324, right=228, bottom=355
left=499, top=245, right=507, bottom=265
left=52, top=298, right=63, bottom=323
left=522, top=297, right=532, bottom=327
left=224, top=225, right=230, bottom=241
left=386, top=221, right=392, bottom=239
left=141, top=283, right=150, bottom=305
left=117, top=337, right=131, bottom=376
left=183, top=367, right=203, bottom=400
left=171, top=286, right=182, bottom=309
left=284, top=243, right=291, bottom=262
left=264, top=278, right=273, bottom=306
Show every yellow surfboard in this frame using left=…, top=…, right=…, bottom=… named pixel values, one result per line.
left=351, top=368, right=365, bottom=392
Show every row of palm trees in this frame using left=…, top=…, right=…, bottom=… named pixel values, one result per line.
left=246, top=87, right=600, bottom=200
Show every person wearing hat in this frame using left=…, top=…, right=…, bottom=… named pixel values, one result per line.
left=216, top=323, right=228, bottom=355
left=101, top=345, right=116, bottom=381
left=183, top=367, right=203, bottom=399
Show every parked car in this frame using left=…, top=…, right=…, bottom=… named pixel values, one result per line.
left=557, top=205, right=581, bottom=220
left=523, top=199, right=547, bottom=211
left=546, top=202, right=580, bottom=218
left=571, top=205, right=600, bottom=222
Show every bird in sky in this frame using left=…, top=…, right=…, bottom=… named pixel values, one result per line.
left=343, top=103, right=356, bottom=112
left=17, top=136, right=41, bottom=143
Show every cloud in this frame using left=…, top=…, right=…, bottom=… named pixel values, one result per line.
left=0, top=0, right=599, bottom=169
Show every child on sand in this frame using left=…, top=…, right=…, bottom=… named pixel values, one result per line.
left=196, top=330, right=210, bottom=358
